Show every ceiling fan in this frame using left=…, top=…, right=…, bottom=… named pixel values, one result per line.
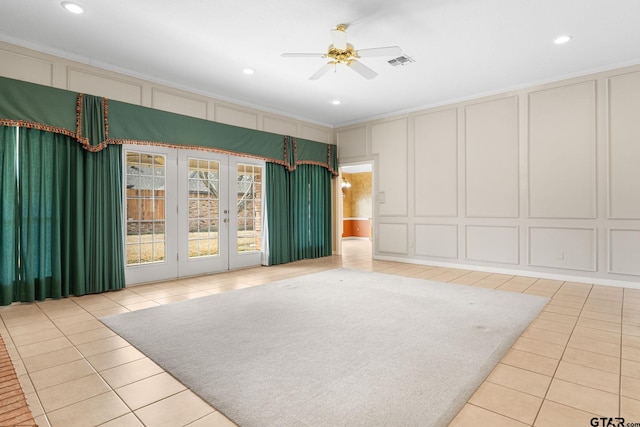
left=281, top=24, right=402, bottom=80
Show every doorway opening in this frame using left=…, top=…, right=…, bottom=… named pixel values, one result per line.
left=340, top=163, right=373, bottom=260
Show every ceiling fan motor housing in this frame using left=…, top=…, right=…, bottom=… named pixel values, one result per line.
left=327, top=43, right=357, bottom=64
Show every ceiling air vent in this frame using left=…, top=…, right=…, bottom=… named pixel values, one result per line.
left=388, top=55, right=415, bottom=67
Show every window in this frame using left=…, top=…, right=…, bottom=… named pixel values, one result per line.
left=237, top=163, right=262, bottom=253
left=125, top=151, right=166, bottom=265
left=187, top=158, right=220, bottom=258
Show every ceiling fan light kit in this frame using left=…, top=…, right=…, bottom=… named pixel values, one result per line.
left=282, top=24, right=403, bottom=80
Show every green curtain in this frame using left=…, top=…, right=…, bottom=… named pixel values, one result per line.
left=0, top=127, right=18, bottom=304
left=265, top=163, right=291, bottom=264
left=82, top=145, right=125, bottom=293
left=266, top=163, right=332, bottom=265
left=307, top=164, right=333, bottom=258
left=55, top=134, right=86, bottom=297
left=79, top=94, right=126, bottom=293
left=18, top=128, right=63, bottom=301
left=0, top=126, right=125, bottom=306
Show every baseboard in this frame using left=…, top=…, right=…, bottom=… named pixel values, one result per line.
left=374, top=255, right=640, bottom=290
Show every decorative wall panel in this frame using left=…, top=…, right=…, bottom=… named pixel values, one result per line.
left=214, top=104, right=258, bottom=129
left=609, top=229, right=640, bottom=275
left=529, top=227, right=596, bottom=271
left=263, top=115, right=297, bottom=136
left=528, top=81, right=596, bottom=218
left=415, top=224, right=457, bottom=258
left=465, top=97, right=519, bottom=218
left=68, top=68, right=143, bottom=104
left=372, top=119, right=408, bottom=216
left=301, top=125, right=331, bottom=144
left=0, top=50, right=53, bottom=86
left=414, top=109, right=458, bottom=217
left=378, top=223, right=408, bottom=254
left=465, top=225, right=519, bottom=264
left=152, top=88, right=207, bottom=119
left=337, top=126, right=367, bottom=159
left=608, top=72, right=640, bottom=219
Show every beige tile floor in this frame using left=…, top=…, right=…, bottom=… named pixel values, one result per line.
left=1, top=239, right=639, bottom=426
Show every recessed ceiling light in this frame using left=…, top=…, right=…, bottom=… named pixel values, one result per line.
left=242, top=68, right=255, bottom=75
left=332, top=100, right=341, bottom=105
left=554, top=35, right=572, bottom=45
left=61, top=1, right=84, bottom=14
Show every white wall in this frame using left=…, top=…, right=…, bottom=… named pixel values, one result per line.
left=3, top=39, right=640, bottom=285
left=0, top=41, right=333, bottom=144
left=337, top=65, right=640, bottom=287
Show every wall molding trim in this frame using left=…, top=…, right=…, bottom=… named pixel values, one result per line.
left=374, top=255, right=640, bottom=290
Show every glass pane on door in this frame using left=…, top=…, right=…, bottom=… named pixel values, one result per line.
left=236, top=163, right=262, bottom=253
left=125, top=152, right=166, bottom=265
left=187, top=158, right=220, bottom=258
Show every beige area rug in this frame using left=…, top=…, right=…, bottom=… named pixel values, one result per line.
left=102, top=269, right=548, bottom=427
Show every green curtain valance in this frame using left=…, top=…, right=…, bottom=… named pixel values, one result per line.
left=78, top=93, right=108, bottom=150
left=284, top=135, right=338, bottom=175
left=0, top=76, right=77, bottom=136
left=0, top=75, right=338, bottom=175
left=107, top=99, right=285, bottom=163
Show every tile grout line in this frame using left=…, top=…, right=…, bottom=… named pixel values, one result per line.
left=0, top=251, right=355, bottom=426
left=2, top=246, right=633, bottom=427
left=516, top=278, right=563, bottom=427
left=33, top=298, right=95, bottom=427
left=37, top=295, right=151, bottom=426
left=453, top=279, right=564, bottom=425
left=530, top=280, right=592, bottom=426
left=82, top=293, right=155, bottom=427
left=463, top=402, right=533, bottom=425
left=7, top=302, right=51, bottom=427
left=24, top=297, right=135, bottom=426
left=83, top=283, right=227, bottom=426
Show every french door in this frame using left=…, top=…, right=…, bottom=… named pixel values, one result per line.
left=123, top=145, right=264, bottom=284
left=177, top=151, right=230, bottom=277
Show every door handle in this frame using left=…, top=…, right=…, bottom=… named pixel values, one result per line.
left=224, top=218, right=229, bottom=223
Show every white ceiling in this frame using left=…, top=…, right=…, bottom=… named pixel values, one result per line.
left=2, top=0, right=640, bottom=128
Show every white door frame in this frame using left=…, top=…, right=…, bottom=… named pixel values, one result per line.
left=122, top=145, right=178, bottom=285
left=123, top=145, right=265, bottom=284
left=177, top=150, right=230, bottom=277
left=338, top=161, right=374, bottom=256
left=228, top=156, right=265, bottom=270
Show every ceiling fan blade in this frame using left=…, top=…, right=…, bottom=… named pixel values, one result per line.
left=309, top=63, right=334, bottom=80
left=281, top=53, right=326, bottom=58
left=355, top=46, right=402, bottom=58
left=348, top=60, right=377, bottom=79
